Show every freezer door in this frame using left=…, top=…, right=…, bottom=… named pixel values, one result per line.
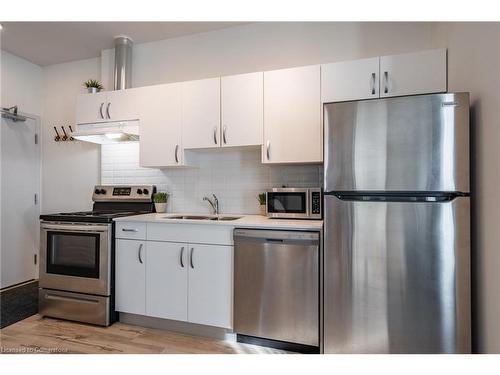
left=324, top=93, right=470, bottom=193
left=323, top=195, right=470, bottom=353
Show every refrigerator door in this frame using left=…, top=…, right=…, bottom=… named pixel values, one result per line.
left=323, top=194, right=470, bottom=353
left=324, top=93, right=470, bottom=193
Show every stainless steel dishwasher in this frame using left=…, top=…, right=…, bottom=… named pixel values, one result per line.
left=233, top=228, right=320, bottom=353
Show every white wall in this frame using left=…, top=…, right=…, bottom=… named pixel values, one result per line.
left=431, top=22, right=500, bottom=354
left=41, top=58, right=101, bottom=213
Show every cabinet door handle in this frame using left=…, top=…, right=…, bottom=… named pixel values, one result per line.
left=190, top=247, right=194, bottom=269
left=180, top=246, right=185, bottom=268
left=175, top=144, right=179, bottom=163
left=138, top=243, right=144, bottom=264
left=99, top=103, right=104, bottom=119
left=266, top=140, right=271, bottom=160
left=371, top=72, right=376, bottom=95
left=106, top=102, right=111, bottom=119
left=213, top=127, right=218, bottom=145
left=122, top=228, right=138, bottom=232
left=223, top=126, right=227, bottom=144
left=383, top=71, right=389, bottom=94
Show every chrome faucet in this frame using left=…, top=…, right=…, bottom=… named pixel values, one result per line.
left=203, top=194, right=219, bottom=215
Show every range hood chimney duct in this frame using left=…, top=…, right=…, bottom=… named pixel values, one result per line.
left=113, top=36, right=133, bottom=90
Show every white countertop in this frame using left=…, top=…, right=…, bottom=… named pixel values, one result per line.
left=115, top=213, right=323, bottom=231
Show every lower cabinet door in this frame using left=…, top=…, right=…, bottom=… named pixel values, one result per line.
left=187, top=244, right=232, bottom=328
left=146, top=241, right=188, bottom=321
left=115, top=239, right=146, bottom=315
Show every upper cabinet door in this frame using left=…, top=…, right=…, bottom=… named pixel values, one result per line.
left=182, top=77, right=221, bottom=149
left=321, top=57, right=380, bottom=103
left=380, top=49, right=447, bottom=98
left=75, top=92, right=108, bottom=124
left=139, top=83, right=183, bottom=167
left=105, top=87, right=142, bottom=122
left=263, top=65, right=322, bottom=164
left=221, top=72, right=263, bottom=147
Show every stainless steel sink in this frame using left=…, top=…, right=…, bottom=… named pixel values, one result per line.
left=215, top=216, right=241, bottom=221
left=161, top=215, right=241, bottom=221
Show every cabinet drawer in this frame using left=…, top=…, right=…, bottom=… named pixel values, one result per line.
left=115, top=222, right=146, bottom=240
left=147, top=223, right=233, bottom=245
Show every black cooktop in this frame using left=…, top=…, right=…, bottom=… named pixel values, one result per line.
left=39, top=210, right=151, bottom=223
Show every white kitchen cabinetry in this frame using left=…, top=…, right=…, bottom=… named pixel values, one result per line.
left=221, top=72, right=263, bottom=147
left=263, top=65, right=322, bottom=164
left=321, top=57, right=380, bottom=103
left=182, top=77, right=221, bottom=149
left=380, top=49, right=447, bottom=98
left=146, top=241, right=188, bottom=321
left=187, top=244, right=232, bottom=328
left=139, top=83, right=183, bottom=167
left=75, top=89, right=141, bottom=124
left=115, top=239, right=146, bottom=315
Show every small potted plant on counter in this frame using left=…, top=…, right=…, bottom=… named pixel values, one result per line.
left=257, top=193, right=267, bottom=216
left=153, top=192, right=169, bottom=213
left=83, top=79, right=104, bottom=93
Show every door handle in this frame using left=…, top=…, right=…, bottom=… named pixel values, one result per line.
left=190, top=247, right=194, bottom=269
left=45, top=293, right=99, bottom=304
left=138, top=243, right=144, bottom=264
left=266, top=140, right=271, bottom=160
left=180, top=246, right=185, bottom=268
left=99, top=103, right=104, bottom=119
left=213, top=127, right=218, bottom=145
left=383, top=71, right=389, bottom=94
left=121, top=228, right=138, bottom=232
left=106, top=102, right=111, bottom=119
left=175, top=144, right=179, bottom=163
left=223, top=126, right=227, bottom=144
left=371, top=73, right=376, bottom=95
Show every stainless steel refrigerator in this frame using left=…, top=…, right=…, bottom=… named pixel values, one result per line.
left=323, top=92, right=471, bottom=354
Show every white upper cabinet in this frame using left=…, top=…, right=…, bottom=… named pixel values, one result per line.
left=221, top=72, right=263, bottom=147
left=146, top=241, right=188, bottom=322
left=75, top=92, right=108, bottom=124
left=187, top=244, right=232, bottom=329
left=182, top=77, right=221, bottom=149
left=321, top=57, right=380, bottom=103
left=380, top=48, right=447, bottom=98
left=115, top=239, right=146, bottom=315
left=263, top=65, right=322, bottom=164
left=139, top=83, right=183, bottom=167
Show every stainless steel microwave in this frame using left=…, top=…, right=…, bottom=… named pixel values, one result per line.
left=266, top=188, right=322, bottom=219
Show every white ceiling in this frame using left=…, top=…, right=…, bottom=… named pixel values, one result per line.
left=0, top=22, right=250, bottom=66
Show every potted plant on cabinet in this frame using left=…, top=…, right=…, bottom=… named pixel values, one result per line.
left=83, top=79, right=104, bottom=93
left=257, top=193, right=267, bottom=216
left=153, top=192, right=169, bottom=213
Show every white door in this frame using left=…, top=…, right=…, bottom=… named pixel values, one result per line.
left=380, top=49, right=447, bottom=98
left=221, top=72, right=263, bottom=147
left=1, top=116, right=39, bottom=289
left=75, top=92, right=108, bottom=124
left=187, top=244, right=232, bottom=328
left=139, top=83, right=183, bottom=167
left=146, top=241, right=188, bottom=321
left=321, top=57, right=380, bottom=103
left=263, top=65, right=322, bottom=164
left=182, top=77, right=221, bottom=149
left=106, top=87, right=142, bottom=122
left=115, top=239, right=146, bottom=314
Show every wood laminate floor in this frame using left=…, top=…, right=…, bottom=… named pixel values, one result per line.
left=0, top=315, right=288, bottom=354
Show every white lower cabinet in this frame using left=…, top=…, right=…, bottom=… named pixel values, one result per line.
left=116, top=231, right=233, bottom=329
left=115, top=239, right=146, bottom=315
left=146, top=241, right=188, bottom=321
left=187, top=244, right=232, bottom=328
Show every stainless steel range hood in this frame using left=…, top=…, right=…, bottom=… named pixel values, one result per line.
left=74, top=36, right=137, bottom=144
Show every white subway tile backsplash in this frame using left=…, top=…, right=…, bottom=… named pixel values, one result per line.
left=101, top=143, right=322, bottom=214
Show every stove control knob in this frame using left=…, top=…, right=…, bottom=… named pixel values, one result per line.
left=143, top=189, right=149, bottom=195
left=100, top=189, right=106, bottom=195
left=137, top=189, right=143, bottom=195
left=94, top=189, right=100, bottom=194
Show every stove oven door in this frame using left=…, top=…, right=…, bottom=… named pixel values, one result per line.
left=40, top=222, right=112, bottom=296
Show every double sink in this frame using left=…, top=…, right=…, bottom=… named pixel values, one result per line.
left=162, top=215, right=242, bottom=221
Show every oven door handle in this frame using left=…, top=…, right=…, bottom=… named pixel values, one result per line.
left=41, top=223, right=109, bottom=232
